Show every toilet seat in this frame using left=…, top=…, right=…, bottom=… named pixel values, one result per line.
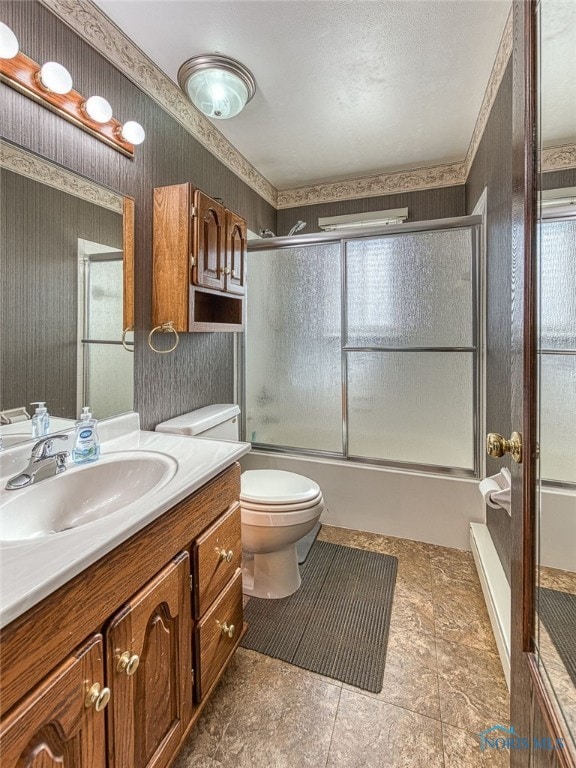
left=240, top=491, right=323, bottom=513
left=240, top=498, right=325, bottom=528
left=240, top=469, right=320, bottom=505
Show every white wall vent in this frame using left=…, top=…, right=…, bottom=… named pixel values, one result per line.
left=318, top=207, right=409, bottom=231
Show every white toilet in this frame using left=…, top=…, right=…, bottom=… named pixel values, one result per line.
left=156, top=405, right=324, bottom=599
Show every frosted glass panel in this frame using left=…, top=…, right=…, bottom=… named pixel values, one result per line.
left=87, top=259, right=124, bottom=340
left=346, top=229, right=474, bottom=347
left=85, top=343, right=133, bottom=420
left=540, top=220, right=576, bottom=350
left=245, top=245, right=342, bottom=451
left=347, top=352, right=474, bottom=468
left=540, top=354, right=576, bottom=483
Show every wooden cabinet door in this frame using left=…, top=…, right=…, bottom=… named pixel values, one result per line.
left=193, top=190, right=225, bottom=291
left=224, top=210, right=247, bottom=295
left=106, top=553, right=193, bottom=768
left=0, top=634, right=107, bottom=768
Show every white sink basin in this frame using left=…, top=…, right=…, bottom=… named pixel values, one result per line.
left=0, top=452, right=178, bottom=542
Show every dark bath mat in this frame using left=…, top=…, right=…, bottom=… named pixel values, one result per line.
left=241, top=540, right=398, bottom=692
left=297, top=521, right=322, bottom=564
left=538, top=587, right=576, bottom=687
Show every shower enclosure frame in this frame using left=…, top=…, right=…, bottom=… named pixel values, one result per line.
left=239, top=214, right=483, bottom=479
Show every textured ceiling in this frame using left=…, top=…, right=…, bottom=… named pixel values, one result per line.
left=93, top=0, right=511, bottom=189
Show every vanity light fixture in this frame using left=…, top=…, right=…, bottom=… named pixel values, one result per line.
left=178, top=54, right=256, bottom=120
left=38, top=61, right=73, bottom=94
left=0, top=22, right=144, bottom=157
left=83, top=95, right=113, bottom=124
left=119, top=120, right=145, bottom=145
left=0, top=21, right=19, bottom=59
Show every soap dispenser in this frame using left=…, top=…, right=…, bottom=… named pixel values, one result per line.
left=31, top=402, right=50, bottom=438
left=72, top=406, right=100, bottom=464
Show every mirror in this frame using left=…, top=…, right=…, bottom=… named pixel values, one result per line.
left=534, top=0, right=576, bottom=749
left=0, top=140, right=134, bottom=447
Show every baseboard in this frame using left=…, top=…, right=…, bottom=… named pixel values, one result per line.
left=470, top=522, right=511, bottom=690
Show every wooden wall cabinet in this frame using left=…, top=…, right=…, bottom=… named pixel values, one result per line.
left=153, top=184, right=247, bottom=333
left=0, top=465, right=245, bottom=768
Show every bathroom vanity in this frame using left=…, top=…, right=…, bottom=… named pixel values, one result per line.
left=0, top=419, right=249, bottom=768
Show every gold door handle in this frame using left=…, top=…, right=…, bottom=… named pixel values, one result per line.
left=216, top=547, right=234, bottom=563
left=85, top=683, right=111, bottom=711
left=221, top=266, right=231, bottom=276
left=486, top=432, right=523, bottom=464
left=217, top=620, right=235, bottom=638
left=117, top=651, right=140, bottom=676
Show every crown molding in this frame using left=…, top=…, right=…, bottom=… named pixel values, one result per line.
left=38, top=0, right=278, bottom=208
left=37, top=0, right=519, bottom=210
left=542, top=143, right=576, bottom=172
left=0, top=139, right=123, bottom=213
left=276, top=161, right=467, bottom=209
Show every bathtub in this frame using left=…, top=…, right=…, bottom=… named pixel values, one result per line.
left=241, top=449, right=485, bottom=550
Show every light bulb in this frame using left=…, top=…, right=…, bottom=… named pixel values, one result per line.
left=84, top=95, right=113, bottom=123
left=0, top=22, right=19, bottom=59
left=188, top=69, right=248, bottom=120
left=120, top=121, right=145, bottom=145
left=38, top=62, right=73, bottom=95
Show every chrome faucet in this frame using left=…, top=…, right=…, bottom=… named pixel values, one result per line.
left=5, top=435, right=70, bottom=490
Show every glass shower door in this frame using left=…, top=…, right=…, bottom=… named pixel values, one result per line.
left=245, top=243, right=342, bottom=452
left=344, top=229, right=476, bottom=470
left=81, top=253, right=133, bottom=419
left=244, top=221, right=479, bottom=476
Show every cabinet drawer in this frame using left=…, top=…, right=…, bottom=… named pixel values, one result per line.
left=192, top=503, right=241, bottom=618
left=195, top=570, right=243, bottom=702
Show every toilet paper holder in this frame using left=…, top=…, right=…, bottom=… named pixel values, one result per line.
left=478, top=468, right=512, bottom=515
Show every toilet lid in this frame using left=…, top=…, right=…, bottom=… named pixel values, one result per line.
left=240, top=470, right=321, bottom=505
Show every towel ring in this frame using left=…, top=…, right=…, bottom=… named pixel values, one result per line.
left=148, top=322, right=179, bottom=354
left=121, top=325, right=134, bottom=352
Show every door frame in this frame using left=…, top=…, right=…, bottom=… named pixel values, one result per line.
left=510, top=2, right=575, bottom=766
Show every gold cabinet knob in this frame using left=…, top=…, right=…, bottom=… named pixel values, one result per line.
left=117, top=651, right=140, bottom=676
left=486, top=431, right=523, bottom=464
left=221, top=266, right=231, bottom=276
left=216, top=548, right=234, bottom=563
left=217, top=620, right=235, bottom=638
left=85, top=683, right=111, bottom=711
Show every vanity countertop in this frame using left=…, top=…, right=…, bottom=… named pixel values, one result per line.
left=0, top=413, right=250, bottom=628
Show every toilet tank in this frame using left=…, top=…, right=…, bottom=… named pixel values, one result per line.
left=156, top=404, right=240, bottom=440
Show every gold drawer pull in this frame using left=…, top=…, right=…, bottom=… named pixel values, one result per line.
left=85, top=683, right=111, bottom=711
left=117, top=651, right=140, bottom=676
left=217, top=620, right=235, bottom=638
left=216, top=547, right=234, bottom=563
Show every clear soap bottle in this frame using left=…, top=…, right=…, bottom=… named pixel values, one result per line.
left=31, top=402, right=50, bottom=438
left=72, top=406, right=100, bottom=464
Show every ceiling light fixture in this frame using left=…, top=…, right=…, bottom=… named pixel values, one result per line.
left=178, top=54, right=256, bottom=120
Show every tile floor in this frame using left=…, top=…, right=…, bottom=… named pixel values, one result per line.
left=174, top=525, right=511, bottom=767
